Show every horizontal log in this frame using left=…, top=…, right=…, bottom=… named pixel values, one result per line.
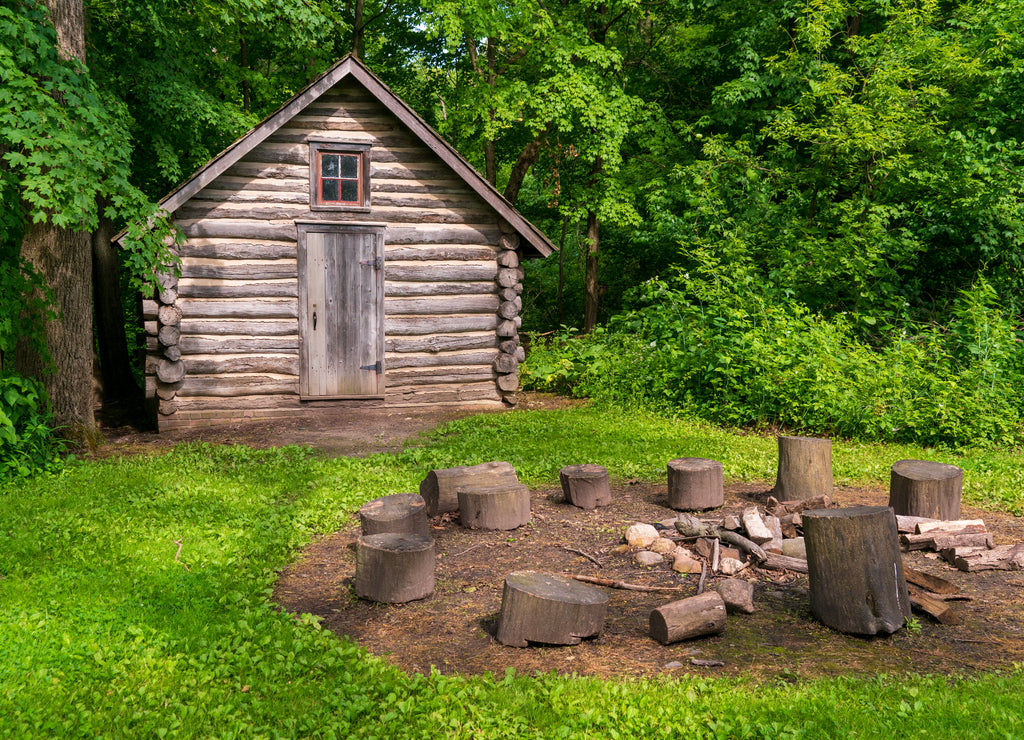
left=384, top=281, right=493, bottom=298
left=383, top=262, right=498, bottom=282
left=384, top=315, right=497, bottom=335
left=144, top=320, right=157, bottom=336
left=384, top=295, right=499, bottom=315
left=498, top=301, right=519, bottom=319
left=383, top=370, right=496, bottom=386
left=176, top=219, right=297, bottom=241
left=164, top=345, right=182, bottom=362
left=385, top=350, right=498, bottom=369
left=901, top=532, right=994, bottom=551
left=384, top=245, right=497, bottom=261
left=158, top=286, right=178, bottom=304
left=178, top=374, right=298, bottom=397
left=384, top=225, right=500, bottom=245
left=385, top=333, right=498, bottom=354
left=916, top=519, right=986, bottom=535
left=185, top=355, right=300, bottom=375
left=176, top=298, right=298, bottom=319
left=497, top=320, right=517, bottom=337
left=180, top=279, right=297, bottom=299
left=223, top=162, right=307, bottom=180
left=156, top=358, right=185, bottom=383
left=497, top=250, right=519, bottom=267
left=142, top=299, right=159, bottom=319
left=179, top=336, right=299, bottom=353
left=158, top=325, right=180, bottom=346
left=384, top=382, right=501, bottom=405
left=180, top=319, right=297, bottom=336
left=372, top=179, right=474, bottom=195
left=896, top=515, right=939, bottom=534
left=177, top=203, right=493, bottom=224
left=208, top=176, right=308, bottom=194
left=181, top=239, right=296, bottom=260
left=268, top=129, right=418, bottom=148
left=180, top=260, right=298, bottom=280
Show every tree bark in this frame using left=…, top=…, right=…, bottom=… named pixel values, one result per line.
left=13, top=0, right=96, bottom=445
left=351, top=0, right=365, bottom=59
left=92, top=205, right=138, bottom=403
left=888, top=459, right=962, bottom=521
left=583, top=209, right=599, bottom=333
left=503, top=139, right=543, bottom=204
left=667, top=457, right=724, bottom=511
left=496, top=571, right=608, bottom=647
left=774, top=435, right=833, bottom=500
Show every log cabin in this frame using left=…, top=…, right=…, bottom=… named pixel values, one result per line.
left=124, top=55, right=554, bottom=430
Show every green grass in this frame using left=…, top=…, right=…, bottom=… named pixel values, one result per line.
left=1, top=405, right=1022, bottom=738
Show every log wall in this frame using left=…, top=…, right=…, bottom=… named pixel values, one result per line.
left=147, top=79, right=524, bottom=429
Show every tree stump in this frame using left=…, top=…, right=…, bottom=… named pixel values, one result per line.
left=649, top=591, right=728, bottom=645
left=774, top=436, right=833, bottom=500
left=358, top=493, right=430, bottom=537
left=495, top=571, right=608, bottom=647
left=559, top=464, right=612, bottom=509
left=803, top=506, right=910, bottom=635
left=888, top=459, right=962, bottom=521
left=354, top=533, right=435, bottom=603
left=419, top=461, right=518, bottom=516
left=667, top=457, right=724, bottom=511
left=457, top=483, right=531, bottom=530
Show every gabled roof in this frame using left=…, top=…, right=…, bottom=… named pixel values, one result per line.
left=148, top=55, right=554, bottom=256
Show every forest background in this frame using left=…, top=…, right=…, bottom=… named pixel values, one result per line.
left=2, top=0, right=1024, bottom=475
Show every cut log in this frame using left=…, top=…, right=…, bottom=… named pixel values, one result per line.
left=900, top=532, right=994, bottom=552
left=888, top=459, right=963, bottom=520
left=715, top=578, right=755, bottom=614
left=666, top=457, right=724, bottom=511
left=457, top=482, right=531, bottom=530
left=559, top=464, right=612, bottom=510
left=674, top=513, right=767, bottom=563
left=158, top=325, right=181, bottom=347
left=741, top=507, right=773, bottom=545
left=915, top=519, right=985, bottom=535
left=767, top=494, right=832, bottom=516
left=358, top=493, right=430, bottom=537
left=773, top=436, right=833, bottom=500
left=944, top=543, right=1024, bottom=572
left=907, top=585, right=961, bottom=625
left=760, top=553, right=809, bottom=573
left=496, top=571, right=608, bottom=647
left=354, top=533, right=435, bottom=603
left=649, top=592, right=727, bottom=645
left=803, top=506, right=910, bottom=635
left=896, top=515, right=940, bottom=534
left=419, top=461, right=518, bottom=516
left=902, top=565, right=958, bottom=596
left=158, top=304, right=182, bottom=326
left=156, top=358, right=186, bottom=384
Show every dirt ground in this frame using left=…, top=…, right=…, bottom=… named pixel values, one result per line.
left=97, top=395, right=1024, bottom=680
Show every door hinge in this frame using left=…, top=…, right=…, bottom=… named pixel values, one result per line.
left=360, top=257, right=383, bottom=270
left=360, top=361, right=383, bottom=374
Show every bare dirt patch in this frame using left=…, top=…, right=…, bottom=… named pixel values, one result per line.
left=274, top=482, right=1024, bottom=680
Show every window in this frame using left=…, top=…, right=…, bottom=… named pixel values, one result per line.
left=309, top=141, right=370, bottom=211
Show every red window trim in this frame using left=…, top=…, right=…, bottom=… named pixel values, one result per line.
left=308, top=141, right=371, bottom=212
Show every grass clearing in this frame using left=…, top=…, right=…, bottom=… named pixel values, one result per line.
left=1, top=405, right=1022, bottom=737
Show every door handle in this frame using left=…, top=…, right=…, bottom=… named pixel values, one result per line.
left=313, top=310, right=317, bottom=330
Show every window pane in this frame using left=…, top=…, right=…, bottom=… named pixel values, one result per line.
left=321, top=154, right=339, bottom=178
left=322, top=178, right=339, bottom=201
left=338, top=154, right=359, bottom=179
left=338, top=180, right=358, bottom=203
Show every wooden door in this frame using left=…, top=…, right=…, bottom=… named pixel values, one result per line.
left=298, top=224, right=384, bottom=398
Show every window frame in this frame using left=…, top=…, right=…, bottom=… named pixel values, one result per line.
left=308, top=140, right=371, bottom=212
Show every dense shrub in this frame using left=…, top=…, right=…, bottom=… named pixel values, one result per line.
left=522, top=280, right=1024, bottom=448
left=0, top=374, right=65, bottom=478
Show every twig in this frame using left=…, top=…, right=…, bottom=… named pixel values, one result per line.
left=451, top=542, right=489, bottom=558
left=697, top=562, right=708, bottom=595
left=563, top=546, right=602, bottom=568
left=711, top=538, right=720, bottom=573
left=569, top=575, right=684, bottom=593
left=173, top=538, right=183, bottom=561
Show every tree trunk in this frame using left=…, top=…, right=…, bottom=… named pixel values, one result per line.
left=774, top=435, right=833, bottom=500
left=13, top=0, right=96, bottom=446
left=583, top=209, right=599, bottom=333
left=92, top=205, right=138, bottom=403
left=503, top=139, right=543, bottom=204
left=351, top=0, right=365, bottom=59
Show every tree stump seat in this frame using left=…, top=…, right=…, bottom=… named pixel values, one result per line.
left=667, top=457, right=724, bottom=511
left=419, top=461, right=519, bottom=516
left=774, top=436, right=833, bottom=500
left=358, top=493, right=430, bottom=536
left=457, top=482, right=531, bottom=530
left=495, top=571, right=608, bottom=647
left=559, top=464, right=612, bottom=509
left=355, top=533, right=435, bottom=604
left=803, top=506, right=910, bottom=635
left=888, top=459, right=963, bottom=520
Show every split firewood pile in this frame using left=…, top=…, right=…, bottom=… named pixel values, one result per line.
left=897, top=515, right=1024, bottom=572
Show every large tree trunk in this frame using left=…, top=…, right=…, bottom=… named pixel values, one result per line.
left=14, top=0, right=97, bottom=446
left=92, top=205, right=138, bottom=403
left=503, top=139, right=542, bottom=204
left=583, top=210, right=599, bottom=333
